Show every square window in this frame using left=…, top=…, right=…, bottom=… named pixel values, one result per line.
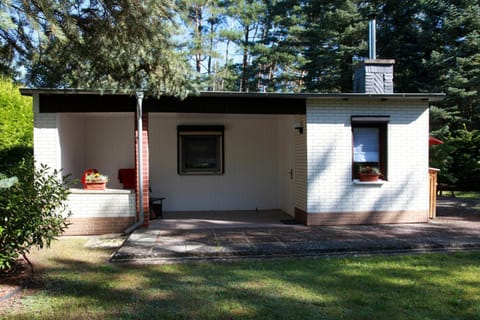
left=178, top=126, right=224, bottom=175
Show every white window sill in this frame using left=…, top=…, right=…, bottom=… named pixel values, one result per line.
left=352, top=179, right=386, bottom=185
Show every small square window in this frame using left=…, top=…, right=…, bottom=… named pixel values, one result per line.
left=178, top=126, right=224, bottom=175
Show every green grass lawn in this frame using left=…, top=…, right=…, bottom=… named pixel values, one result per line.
left=3, top=237, right=480, bottom=320
left=441, top=191, right=480, bottom=200
left=455, top=191, right=480, bottom=200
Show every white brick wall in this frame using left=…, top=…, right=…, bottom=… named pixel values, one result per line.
left=66, top=189, right=136, bottom=218
left=305, top=99, right=429, bottom=214
left=294, top=115, right=307, bottom=211
left=34, top=111, right=61, bottom=172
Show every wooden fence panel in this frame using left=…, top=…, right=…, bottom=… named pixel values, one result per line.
left=429, top=168, right=440, bottom=219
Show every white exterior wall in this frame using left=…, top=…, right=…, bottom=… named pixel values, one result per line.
left=35, top=112, right=135, bottom=188
left=58, top=114, right=135, bottom=189
left=58, top=114, right=86, bottom=182
left=33, top=94, right=61, bottom=172
left=66, top=189, right=136, bottom=218
left=277, top=118, right=296, bottom=214
left=35, top=109, right=295, bottom=216
left=294, top=115, right=307, bottom=212
left=306, top=100, right=429, bottom=215
left=149, top=114, right=295, bottom=214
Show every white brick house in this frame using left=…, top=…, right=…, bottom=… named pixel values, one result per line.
left=21, top=60, right=444, bottom=235
left=21, top=89, right=443, bottom=235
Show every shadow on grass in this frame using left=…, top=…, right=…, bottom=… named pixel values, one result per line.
left=7, top=251, right=480, bottom=320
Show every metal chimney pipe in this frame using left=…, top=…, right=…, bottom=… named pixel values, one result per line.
left=368, top=15, right=376, bottom=59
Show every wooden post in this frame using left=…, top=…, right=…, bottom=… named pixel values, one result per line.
left=429, top=168, right=440, bottom=219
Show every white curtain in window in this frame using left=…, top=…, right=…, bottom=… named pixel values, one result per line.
left=353, top=127, right=379, bottom=162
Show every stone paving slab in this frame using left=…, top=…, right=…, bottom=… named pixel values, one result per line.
left=111, top=199, right=480, bottom=263
left=112, top=218, right=480, bottom=263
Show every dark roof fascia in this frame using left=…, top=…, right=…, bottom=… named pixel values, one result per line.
left=20, top=88, right=131, bottom=96
left=20, top=89, right=445, bottom=114
left=20, top=88, right=445, bottom=102
left=197, top=91, right=446, bottom=102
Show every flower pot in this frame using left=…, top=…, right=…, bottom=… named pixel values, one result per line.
left=84, top=182, right=107, bottom=190
left=359, top=173, right=380, bottom=182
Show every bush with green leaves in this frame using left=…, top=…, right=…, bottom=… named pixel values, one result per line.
left=0, top=78, right=33, bottom=151
left=0, top=158, right=72, bottom=272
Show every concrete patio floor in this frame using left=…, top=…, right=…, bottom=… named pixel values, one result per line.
left=111, top=199, right=480, bottom=264
left=150, top=210, right=296, bottom=230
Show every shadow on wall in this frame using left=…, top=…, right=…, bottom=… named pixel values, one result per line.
left=307, top=145, right=427, bottom=225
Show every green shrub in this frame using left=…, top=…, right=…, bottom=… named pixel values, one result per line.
left=430, top=128, right=480, bottom=190
left=0, top=158, right=72, bottom=271
left=0, top=145, right=33, bottom=173
left=0, top=78, right=33, bottom=150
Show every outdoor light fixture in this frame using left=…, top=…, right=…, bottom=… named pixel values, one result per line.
left=294, top=121, right=304, bottom=134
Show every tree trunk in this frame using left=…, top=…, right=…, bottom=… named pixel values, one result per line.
left=241, top=26, right=249, bottom=92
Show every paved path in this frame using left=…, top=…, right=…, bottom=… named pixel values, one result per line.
left=111, top=198, right=480, bottom=264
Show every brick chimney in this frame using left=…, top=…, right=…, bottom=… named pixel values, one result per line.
left=353, top=15, right=395, bottom=94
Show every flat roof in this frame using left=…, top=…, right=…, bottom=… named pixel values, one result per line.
left=20, top=88, right=445, bottom=115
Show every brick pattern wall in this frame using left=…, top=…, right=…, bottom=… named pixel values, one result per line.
left=65, top=189, right=136, bottom=234
left=64, top=217, right=136, bottom=235
left=34, top=112, right=60, bottom=172
left=304, top=100, right=429, bottom=224
left=135, top=112, right=150, bottom=226
left=295, top=207, right=426, bottom=226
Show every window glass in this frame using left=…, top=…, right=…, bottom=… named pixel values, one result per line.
left=178, top=126, right=224, bottom=175
left=353, top=127, right=379, bottom=162
left=182, top=136, right=220, bottom=171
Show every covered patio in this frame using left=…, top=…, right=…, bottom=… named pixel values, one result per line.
left=25, top=90, right=306, bottom=234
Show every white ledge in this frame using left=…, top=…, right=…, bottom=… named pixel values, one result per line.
left=352, top=179, right=386, bottom=185
left=70, top=188, right=134, bottom=194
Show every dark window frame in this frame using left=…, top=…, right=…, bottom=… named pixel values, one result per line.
left=177, top=125, right=225, bottom=175
left=351, top=116, right=389, bottom=180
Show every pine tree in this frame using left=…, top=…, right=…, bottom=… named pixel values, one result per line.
left=301, top=0, right=367, bottom=92
left=0, top=0, right=197, bottom=98
left=177, top=0, right=225, bottom=90
left=250, top=0, right=307, bottom=92
left=223, top=0, right=267, bottom=91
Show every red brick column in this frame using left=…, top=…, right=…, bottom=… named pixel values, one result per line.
left=135, top=111, right=150, bottom=226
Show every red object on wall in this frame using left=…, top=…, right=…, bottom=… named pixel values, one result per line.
left=118, top=168, right=136, bottom=189
left=81, top=169, right=99, bottom=188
